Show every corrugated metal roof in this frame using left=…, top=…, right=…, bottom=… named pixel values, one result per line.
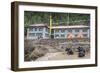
left=29, top=24, right=89, bottom=29
left=29, top=24, right=47, bottom=27
left=51, top=25, right=89, bottom=29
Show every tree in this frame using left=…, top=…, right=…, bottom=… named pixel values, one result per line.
left=24, top=11, right=90, bottom=27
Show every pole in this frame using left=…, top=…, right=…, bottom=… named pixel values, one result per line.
left=49, top=15, right=52, bottom=36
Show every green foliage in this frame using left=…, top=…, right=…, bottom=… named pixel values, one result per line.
left=24, top=11, right=90, bottom=27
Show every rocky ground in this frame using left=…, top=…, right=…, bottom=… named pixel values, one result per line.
left=24, top=39, right=90, bottom=61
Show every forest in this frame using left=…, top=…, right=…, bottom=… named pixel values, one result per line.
left=24, top=11, right=90, bottom=27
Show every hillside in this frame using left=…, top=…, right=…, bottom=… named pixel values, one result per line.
left=24, top=11, right=90, bottom=27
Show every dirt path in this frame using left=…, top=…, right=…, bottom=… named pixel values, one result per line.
left=36, top=52, right=90, bottom=61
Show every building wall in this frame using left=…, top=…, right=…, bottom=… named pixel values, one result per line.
left=27, top=26, right=50, bottom=39
left=53, top=28, right=90, bottom=39
left=27, top=26, right=90, bottom=39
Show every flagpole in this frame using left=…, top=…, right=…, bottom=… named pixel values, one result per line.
left=49, top=14, right=52, bottom=36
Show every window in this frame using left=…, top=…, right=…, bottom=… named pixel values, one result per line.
left=61, top=29, right=65, bottom=33
left=36, top=33, right=43, bottom=39
left=75, top=29, right=79, bottom=32
left=83, top=29, right=88, bottom=32
left=45, top=34, right=49, bottom=37
left=36, top=33, right=42, bottom=36
left=46, top=28, right=49, bottom=32
left=29, top=33, right=35, bottom=37
left=68, top=29, right=72, bottom=32
left=75, top=34, right=77, bottom=37
left=61, top=34, right=65, bottom=37
left=83, top=34, right=88, bottom=37
left=55, top=34, right=59, bottom=37
left=39, top=27, right=43, bottom=31
left=35, top=28, right=37, bottom=31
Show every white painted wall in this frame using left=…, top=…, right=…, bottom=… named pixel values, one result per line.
left=0, top=0, right=99, bottom=73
